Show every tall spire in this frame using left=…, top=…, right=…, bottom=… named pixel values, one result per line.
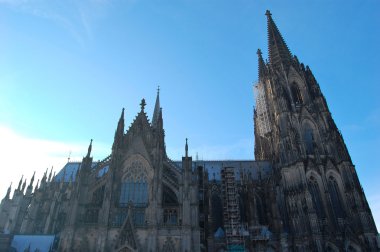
left=113, top=108, right=125, bottom=150
left=86, top=139, right=93, bottom=158
left=257, top=49, right=267, bottom=80
left=152, top=86, right=161, bottom=128
left=265, top=10, right=292, bottom=69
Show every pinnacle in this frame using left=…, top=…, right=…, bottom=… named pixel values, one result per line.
left=140, top=98, right=146, bottom=111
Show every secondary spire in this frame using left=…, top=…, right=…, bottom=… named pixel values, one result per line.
left=257, top=49, right=267, bottom=80
left=86, top=139, right=93, bottom=158
left=113, top=108, right=125, bottom=150
left=152, top=86, right=161, bottom=128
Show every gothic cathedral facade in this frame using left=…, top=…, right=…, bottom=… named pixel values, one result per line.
left=0, top=11, right=378, bottom=252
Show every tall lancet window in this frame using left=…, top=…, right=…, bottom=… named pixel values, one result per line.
left=327, top=176, right=345, bottom=219
left=307, top=177, right=325, bottom=218
left=211, top=193, right=223, bottom=233
left=291, top=83, right=303, bottom=105
left=163, top=185, right=179, bottom=225
left=303, top=124, right=315, bottom=155
left=119, top=171, right=148, bottom=207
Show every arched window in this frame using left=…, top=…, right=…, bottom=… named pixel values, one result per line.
left=327, top=176, right=345, bottom=219
left=119, top=167, right=148, bottom=207
left=163, top=185, right=179, bottom=225
left=307, top=177, right=325, bottom=218
left=303, top=124, right=315, bottom=155
left=211, top=193, right=223, bottom=233
left=291, top=83, right=303, bottom=105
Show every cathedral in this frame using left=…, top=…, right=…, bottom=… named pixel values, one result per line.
left=0, top=11, right=379, bottom=252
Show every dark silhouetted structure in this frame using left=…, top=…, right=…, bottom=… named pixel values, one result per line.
left=0, top=11, right=378, bottom=252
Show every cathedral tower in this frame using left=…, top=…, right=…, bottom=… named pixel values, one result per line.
left=254, top=10, right=379, bottom=251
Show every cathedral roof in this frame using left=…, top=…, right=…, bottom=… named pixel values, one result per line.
left=54, top=161, right=98, bottom=182
left=174, top=160, right=272, bottom=182
left=53, top=159, right=271, bottom=183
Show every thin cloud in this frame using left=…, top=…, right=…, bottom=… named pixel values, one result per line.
left=0, top=125, right=109, bottom=199
left=0, top=0, right=115, bottom=47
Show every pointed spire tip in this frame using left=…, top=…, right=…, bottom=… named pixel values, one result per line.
left=185, top=138, right=188, bottom=157
left=265, top=10, right=271, bottom=16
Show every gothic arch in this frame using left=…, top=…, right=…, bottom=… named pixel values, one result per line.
left=117, top=211, right=138, bottom=251
left=120, top=163, right=149, bottom=207
left=325, top=171, right=346, bottom=219
left=252, top=191, right=266, bottom=225
left=345, top=241, right=362, bottom=252
left=162, top=237, right=176, bottom=252
left=325, top=169, right=344, bottom=193
left=288, top=66, right=308, bottom=104
left=123, top=154, right=154, bottom=181
left=162, top=182, right=179, bottom=205
left=291, top=83, right=303, bottom=105
left=119, top=154, right=153, bottom=207
left=325, top=242, right=339, bottom=252
left=306, top=171, right=325, bottom=218
left=301, top=119, right=321, bottom=155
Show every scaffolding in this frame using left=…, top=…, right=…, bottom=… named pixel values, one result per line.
left=254, top=82, right=271, bottom=137
left=221, top=167, right=244, bottom=251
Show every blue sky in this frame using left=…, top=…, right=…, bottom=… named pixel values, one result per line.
left=0, top=0, right=379, bottom=228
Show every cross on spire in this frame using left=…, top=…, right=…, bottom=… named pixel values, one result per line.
left=140, top=98, right=146, bottom=111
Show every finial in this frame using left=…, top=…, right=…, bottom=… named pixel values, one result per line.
left=6, top=182, right=12, bottom=198
left=22, top=179, right=26, bottom=192
left=35, top=179, right=39, bottom=190
left=48, top=166, right=53, bottom=181
left=30, top=171, right=35, bottom=186
left=87, top=139, right=93, bottom=157
left=117, top=108, right=125, bottom=122
left=18, top=175, right=23, bottom=190
left=265, top=10, right=271, bottom=16
left=157, top=85, right=160, bottom=94
left=140, top=98, right=146, bottom=111
left=185, top=138, right=188, bottom=157
left=257, top=49, right=262, bottom=56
